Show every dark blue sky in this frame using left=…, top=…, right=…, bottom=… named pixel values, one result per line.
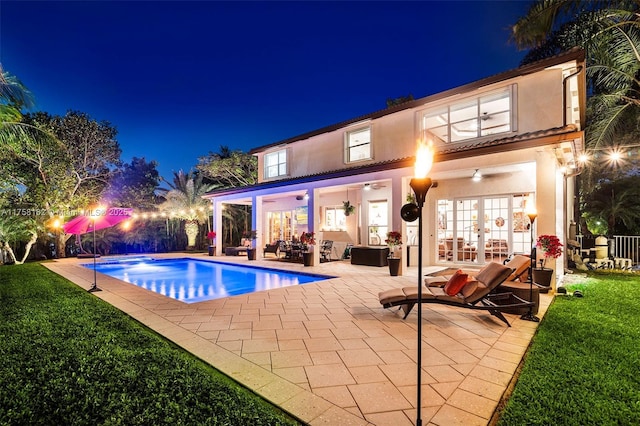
left=2, top=1, right=532, bottom=180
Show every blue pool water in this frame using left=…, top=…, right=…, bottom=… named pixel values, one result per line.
left=83, top=257, right=334, bottom=303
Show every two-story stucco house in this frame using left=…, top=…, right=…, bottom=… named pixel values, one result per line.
left=204, top=48, right=586, bottom=284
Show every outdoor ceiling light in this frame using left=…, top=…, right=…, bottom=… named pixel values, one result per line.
left=472, top=169, right=482, bottom=182
left=303, top=192, right=309, bottom=200
left=364, top=183, right=371, bottom=191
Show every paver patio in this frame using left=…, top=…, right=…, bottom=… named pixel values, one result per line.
left=44, top=253, right=550, bottom=425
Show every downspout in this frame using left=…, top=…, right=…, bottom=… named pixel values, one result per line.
left=562, top=66, right=583, bottom=127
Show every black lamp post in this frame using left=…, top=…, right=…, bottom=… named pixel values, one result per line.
left=88, top=215, right=101, bottom=293
left=52, top=218, right=61, bottom=258
left=400, top=140, right=434, bottom=426
left=521, top=210, right=539, bottom=322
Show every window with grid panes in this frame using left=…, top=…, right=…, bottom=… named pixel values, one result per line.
left=346, top=126, right=371, bottom=162
left=264, top=149, right=287, bottom=179
left=422, top=87, right=512, bottom=144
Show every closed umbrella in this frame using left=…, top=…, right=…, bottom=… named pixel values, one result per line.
left=63, top=207, right=133, bottom=292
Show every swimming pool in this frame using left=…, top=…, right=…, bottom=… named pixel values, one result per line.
left=83, top=257, right=334, bottom=303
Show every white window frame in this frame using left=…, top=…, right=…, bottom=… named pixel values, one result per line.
left=264, top=148, right=288, bottom=179
left=422, top=86, right=515, bottom=144
left=345, top=126, right=372, bottom=163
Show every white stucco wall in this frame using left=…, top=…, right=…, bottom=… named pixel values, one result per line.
left=255, top=60, right=575, bottom=183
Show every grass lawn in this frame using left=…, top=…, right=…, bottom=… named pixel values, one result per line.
left=497, top=271, right=640, bottom=425
left=0, top=262, right=301, bottom=425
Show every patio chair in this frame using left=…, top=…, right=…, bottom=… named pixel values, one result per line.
left=263, top=241, right=281, bottom=258
left=280, top=241, right=293, bottom=259
left=320, top=240, right=333, bottom=262
left=378, top=262, right=533, bottom=326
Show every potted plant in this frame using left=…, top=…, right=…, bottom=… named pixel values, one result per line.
left=533, top=234, right=563, bottom=291
left=207, top=231, right=216, bottom=256
left=243, top=230, right=258, bottom=260
left=342, top=200, right=355, bottom=216
left=385, top=231, right=402, bottom=276
left=300, top=231, right=316, bottom=266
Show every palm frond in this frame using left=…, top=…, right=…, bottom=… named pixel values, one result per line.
left=586, top=101, right=633, bottom=148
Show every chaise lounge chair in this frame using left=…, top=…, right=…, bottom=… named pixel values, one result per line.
left=378, top=262, right=533, bottom=326
left=424, top=254, right=532, bottom=288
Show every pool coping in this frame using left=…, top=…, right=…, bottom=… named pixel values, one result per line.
left=82, top=256, right=337, bottom=304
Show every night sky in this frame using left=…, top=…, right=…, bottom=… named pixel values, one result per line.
left=1, top=1, right=532, bottom=180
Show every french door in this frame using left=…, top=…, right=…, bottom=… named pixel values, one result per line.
left=437, top=194, right=534, bottom=264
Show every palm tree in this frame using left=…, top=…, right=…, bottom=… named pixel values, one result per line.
left=0, top=65, right=36, bottom=140
left=159, top=170, right=213, bottom=249
left=511, top=1, right=640, bottom=234
left=0, top=66, right=46, bottom=262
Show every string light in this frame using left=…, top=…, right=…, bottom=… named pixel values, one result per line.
left=577, top=144, right=640, bottom=166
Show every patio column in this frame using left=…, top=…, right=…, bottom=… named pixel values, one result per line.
left=308, top=188, right=319, bottom=265
left=391, top=176, right=405, bottom=275
left=252, top=195, right=260, bottom=250
left=535, top=150, right=562, bottom=290
left=213, top=199, right=223, bottom=256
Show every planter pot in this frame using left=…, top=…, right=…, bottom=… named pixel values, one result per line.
left=247, top=248, right=257, bottom=260
left=532, top=268, right=553, bottom=293
left=388, top=258, right=401, bottom=276
left=208, top=245, right=215, bottom=256
left=302, top=252, right=313, bottom=267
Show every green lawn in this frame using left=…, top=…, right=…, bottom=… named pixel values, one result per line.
left=497, top=271, right=640, bottom=425
left=0, top=263, right=301, bottom=425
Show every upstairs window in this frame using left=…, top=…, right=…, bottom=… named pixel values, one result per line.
left=346, top=126, right=372, bottom=162
left=423, top=87, right=513, bottom=144
left=264, top=149, right=287, bottom=179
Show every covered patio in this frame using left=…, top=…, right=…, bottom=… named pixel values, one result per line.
left=45, top=254, right=551, bottom=425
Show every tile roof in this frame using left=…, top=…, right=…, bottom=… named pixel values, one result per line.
left=204, top=124, right=582, bottom=198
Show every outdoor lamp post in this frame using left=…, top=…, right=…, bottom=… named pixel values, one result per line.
left=52, top=218, right=61, bottom=258
left=122, top=220, right=131, bottom=255
left=88, top=209, right=101, bottom=293
left=401, top=138, right=434, bottom=426
left=521, top=208, right=539, bottom=322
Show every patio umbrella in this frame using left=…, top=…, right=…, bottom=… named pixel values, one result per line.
left=63, top=207, right=133, bottom=292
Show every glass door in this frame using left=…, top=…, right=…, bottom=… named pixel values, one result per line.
left=437, top=193, right=535, bottom=264
left=456, top=199, right=480, bottom=264
left=267, top=211, right=294, bottom=242
left=367, top=200, right=388, bottom=245
left=483, top=197, right=510, bottom=262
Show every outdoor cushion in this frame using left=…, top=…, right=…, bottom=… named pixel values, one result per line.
left=378, top=288, right=408, bottom=305
left=423, top=286, right=465, bottom=303
left=505, top=255, right=531, bottom=281
left=460, top=279, right=478, bottom=298
left=444, top=270, right=468, bottom=296
left=425, top=275, right=448, bottom=287
left=475, top=262, right=510, bottom=289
